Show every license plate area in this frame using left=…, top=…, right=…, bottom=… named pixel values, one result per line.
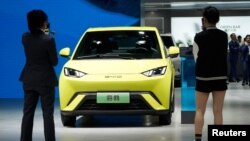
left=96, top=92, right=130, bottom=104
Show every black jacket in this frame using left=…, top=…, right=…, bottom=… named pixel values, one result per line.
left=19, top=30, right=58, bottom=87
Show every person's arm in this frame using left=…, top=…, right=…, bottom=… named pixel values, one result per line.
left=47, top=37, right=58, bottom=66
left=193, top=41, right=199, bottom=62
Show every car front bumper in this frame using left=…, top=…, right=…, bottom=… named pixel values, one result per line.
left=61, top=91, right=171, bottom=116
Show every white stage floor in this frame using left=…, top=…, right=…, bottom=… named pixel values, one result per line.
left=0, top=82, right=249, bottom=141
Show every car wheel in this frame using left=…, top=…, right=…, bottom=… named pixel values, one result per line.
left=159, top=113, right=172, bottom=125
left=61, top=113, right=76, bottom=127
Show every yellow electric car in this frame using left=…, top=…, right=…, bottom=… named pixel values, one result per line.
left=59, top=26, right=179, bottom=126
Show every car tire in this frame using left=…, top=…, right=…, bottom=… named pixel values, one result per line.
left=61, top=113, right=76, bottom=127
left=159, top=112, right=172, bottom=125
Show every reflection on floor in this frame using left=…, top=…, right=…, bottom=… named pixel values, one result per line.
left=0, top=82, right=249, bottom=141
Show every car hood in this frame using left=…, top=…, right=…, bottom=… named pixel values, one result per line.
left=63, top=59, right=169, bottom=74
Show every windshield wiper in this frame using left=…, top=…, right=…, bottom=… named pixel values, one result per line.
left=76, top=54, right=102, bottom=59
left=76, top=53, right=136, bottom=59
left=102, top=53, right=136, bottom=59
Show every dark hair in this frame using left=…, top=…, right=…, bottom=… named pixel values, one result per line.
left=246, top=34, right=250, bottom=39
left=203, top=6, right=220, bottom=24
left=27, top=9, right=48, bottom=34
left=230, top=33, right=236, bottom=38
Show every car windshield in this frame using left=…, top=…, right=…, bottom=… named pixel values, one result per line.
left=73, top=30, right=162, bottom=60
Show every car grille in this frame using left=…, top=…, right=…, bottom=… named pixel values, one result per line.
left=76, top=94, right=152, bottom=110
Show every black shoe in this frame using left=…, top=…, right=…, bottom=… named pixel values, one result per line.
left=242, top=82, right=245, bottom=86
left=236, top=78, right=241, bottom=82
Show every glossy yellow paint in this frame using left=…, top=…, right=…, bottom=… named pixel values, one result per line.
left=141, top=94, right=165, bottom=110
left=62, top=93, right=168, bottom=112
left=62, top=95, right=85, bottom=111
left=59, top=59, right=173, bottom=110
left=59, top=47, right=71, bottom=57
left=59, top=26, right=176, bottom=113
left=169, top=46, right=180, bottom=55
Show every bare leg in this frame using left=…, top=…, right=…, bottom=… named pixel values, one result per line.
left=194, top=91, right=210, bottom=134
left=212, top=91, right=226, bottom=125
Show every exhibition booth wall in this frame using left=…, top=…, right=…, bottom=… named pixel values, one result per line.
left=0, top=0, right=140, bottom=98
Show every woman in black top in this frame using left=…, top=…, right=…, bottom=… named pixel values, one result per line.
left=20, top=9, right=58, bottom=141
left=192, top=6, right=228, bottom=141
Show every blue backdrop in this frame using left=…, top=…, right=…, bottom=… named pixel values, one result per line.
left=0, top=0, right=140, bottom=98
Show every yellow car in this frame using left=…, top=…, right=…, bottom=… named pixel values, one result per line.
left=59, top=26, right=179, bottom=126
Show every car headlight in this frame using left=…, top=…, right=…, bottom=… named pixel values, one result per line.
left=64, top=67, right=86, bottom=78
left=142, top=66, right=166, bottom=77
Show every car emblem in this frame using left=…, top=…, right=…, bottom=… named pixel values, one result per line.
left=105, top=75, right=122, bottom=78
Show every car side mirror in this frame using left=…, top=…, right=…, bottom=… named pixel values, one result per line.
left=168, top=46, right=180, bottom=58
left=59, top=47, right=71, bottom=58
